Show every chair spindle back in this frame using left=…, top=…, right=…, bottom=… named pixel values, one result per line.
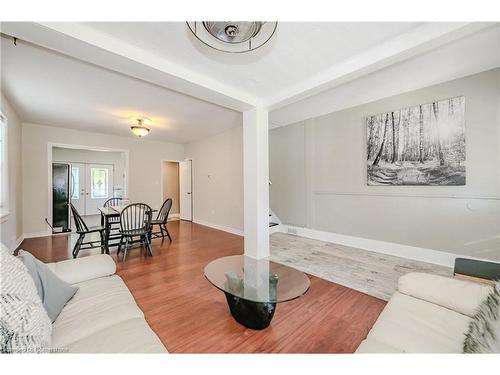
left=70, top=203, right=89, bottom=233
left=120, top=203, right=152, bottom=233
left=156, top=198, right=173, bottom=224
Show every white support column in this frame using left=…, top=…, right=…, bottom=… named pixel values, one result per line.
left=243, top=107, right=270, bottom=259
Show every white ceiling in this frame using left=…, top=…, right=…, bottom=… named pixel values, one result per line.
left=0, top=36, right=242, bottom=143
left=84, top=22, right=423, bottom=99
left=269, top=24, right=500, bottom=127
left=1, top=22, right=495, bottom=144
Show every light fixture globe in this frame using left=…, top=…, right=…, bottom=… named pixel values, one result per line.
left=130, top=117, right=151, bottom=137
left=203, top=22, right=262, bottom=44
left=187, top=21, right=277, bottom=53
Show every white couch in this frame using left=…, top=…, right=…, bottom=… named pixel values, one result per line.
left=356, top=272, right=493, bottom=353
left=46, top=254, right=167, bottom=353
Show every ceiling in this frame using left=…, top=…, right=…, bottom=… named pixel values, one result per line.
left=269, top=24, right=500, bottom=127
left=0, top=36, right=242, bottom=143
left=84, top=22, right=422, bottom=99
left=1, top=22, right=494, bottom=144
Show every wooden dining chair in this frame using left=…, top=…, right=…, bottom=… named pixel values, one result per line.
left=151, top=198, right=173, bottom=241
left=104, top=197, right=124, bottom=207
left=117, top=203, right=153, bottom=261
left=104, top=197, right=124, bottom=230
left=69, top=203, right=106, bottom=258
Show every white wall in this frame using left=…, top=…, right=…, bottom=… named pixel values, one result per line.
left=22, top=123, right=184, bottom=235
left=0, top=94, right=23, bottom=250
left=52, top=147, right=126, bottom=194
left=269, top=121, right=307, bottom=227
left=270, top=69, right=500, bottom=262
left=185, top=125, right=244, bottom=234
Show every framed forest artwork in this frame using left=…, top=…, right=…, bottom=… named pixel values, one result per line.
left=366, top=96, right=466, bottom=186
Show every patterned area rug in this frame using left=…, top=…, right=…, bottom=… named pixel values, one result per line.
left=270, top=233, right=452, bottom=301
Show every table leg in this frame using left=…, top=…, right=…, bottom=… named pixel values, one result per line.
left=147, top=213, right=152, bottom=244
left=104, top=216, right=111, bottom=254
left=224, top=293, right=276, bottom=330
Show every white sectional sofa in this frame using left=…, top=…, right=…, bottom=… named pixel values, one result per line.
left=356, top=272, right=493, bottom=353
left=46, top=254, right=167, bottom=353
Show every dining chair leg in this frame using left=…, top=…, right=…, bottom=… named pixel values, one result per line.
left=164, top=224, right=172, bottom=241
left=99, top=230, right=105, bottom=254
left=146, top=236, right=153, bottom=257
left=159, top=224, right=164, bottom=239
left=73, top=234, right=84, bottom=258
left=148, top=229, right=152, bottom=245
left=122, top=237, right=129, bottom=262
left=117, top=235, right=124, bottom=255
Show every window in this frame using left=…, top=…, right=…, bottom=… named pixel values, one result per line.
left=91, top=167, right=108, bottom=199
left=0, top=112, right=8, bottom=219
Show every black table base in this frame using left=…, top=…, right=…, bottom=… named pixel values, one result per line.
left=224, top=292, right=277, bottom=330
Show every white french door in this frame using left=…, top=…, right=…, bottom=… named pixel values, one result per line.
left=86, top=164, right=114, bottom=215
left=70, top=163, right=114, bottom=216
left=179, top=160, right=193, bottom=221
left=70, top=163, right=86, bottom=214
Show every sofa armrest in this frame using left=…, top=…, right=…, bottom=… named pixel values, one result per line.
left=398, top=272, right=492, bottom=317
left=46, top=254, right=116, bottom=285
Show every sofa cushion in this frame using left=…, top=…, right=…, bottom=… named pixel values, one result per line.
left=0, top=245, right=52, bottom=353
left=46, top=254, right=116, bottom=285
left=356, top=338, right=404, bottom=353
left=364, top=292, right=471, bottom=353
left=51, top=275, right=144, bottom=348
left=398, top=273, right=492, bottom=317
left=64, top=318, right=167, bottom=353
left=17, top=250, right=79, bottom=322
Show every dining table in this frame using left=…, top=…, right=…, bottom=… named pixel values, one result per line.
left=98, top=205, right=157, bottom=254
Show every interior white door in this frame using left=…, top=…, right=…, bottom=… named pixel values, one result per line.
left=70, top=163, right=86, bottom=215
left=85, top=164, right=114, bottom=215
left=179, top=160, right=193, bottom=221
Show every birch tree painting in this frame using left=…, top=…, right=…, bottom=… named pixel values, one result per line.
left=367, top=96, right=466, bottom=185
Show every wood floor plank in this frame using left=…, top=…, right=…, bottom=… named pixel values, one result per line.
left=18, top=220, right=386, bottom=353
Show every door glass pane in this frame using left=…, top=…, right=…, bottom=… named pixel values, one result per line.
left=91, top=168, right=108, bottom=199
left=71, top=167, right=80, bottom=200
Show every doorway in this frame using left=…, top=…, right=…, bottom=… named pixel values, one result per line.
left=161, top=160, right=192, bottom=221
left=50, top=145, right=127, bottom=229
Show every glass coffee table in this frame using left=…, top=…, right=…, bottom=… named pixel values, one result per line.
left=204, top=255, right=310, bottom=330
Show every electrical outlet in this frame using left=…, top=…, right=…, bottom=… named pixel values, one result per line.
left=287, top=227, right=297, bottom=235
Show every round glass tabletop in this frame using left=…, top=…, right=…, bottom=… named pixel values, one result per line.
left=204, top=255, right=310, bottom=303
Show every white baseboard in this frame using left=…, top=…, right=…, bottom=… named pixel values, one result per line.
left=279, top=225, right=462, bottom=268
left=269, top=224, right=282, bottom=234
left=169, top=213, right=180, bottom=219
left=193, top=219, right=243, bottom=236
left=23, top=230, right=53, bottom=239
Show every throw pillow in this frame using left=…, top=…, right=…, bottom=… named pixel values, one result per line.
left=17, top=250, right=79, bottom=322
left=463, top=282, right=500, bottom=353
left=0, top=245, right=52, bottom=353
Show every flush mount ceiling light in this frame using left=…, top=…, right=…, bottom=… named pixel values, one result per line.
left=130, top=116, right=151, bottom=137
left=187, top=21, right=278, bottom=53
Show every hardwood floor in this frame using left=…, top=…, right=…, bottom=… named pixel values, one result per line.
left=18, top=221, right=386, bottom=353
